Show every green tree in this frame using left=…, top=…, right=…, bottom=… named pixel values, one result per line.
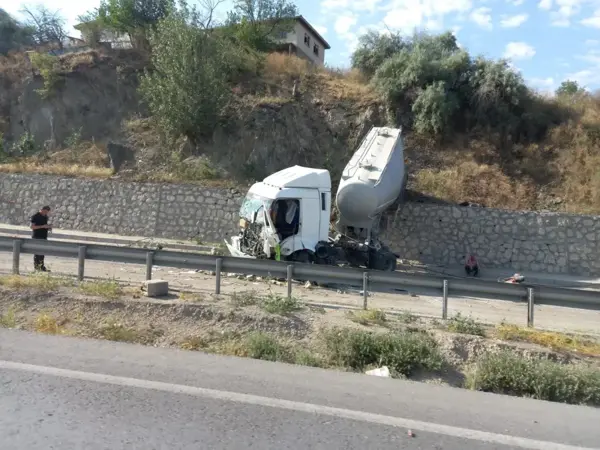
left=225, top=0, right=298, bottom=52
left=555, top=80, right=585, bottom=97
left=139, top=0, right=232, bottom=144
left=0, top=8, right=34, bottom=54
left=412, top=81, right=460, bottom=135
left=351, top=30, right=409, bottom=78
left=97, top=0, right=175, bottom=49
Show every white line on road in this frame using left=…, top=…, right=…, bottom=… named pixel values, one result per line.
left=1, top=360, right=596, bottom=450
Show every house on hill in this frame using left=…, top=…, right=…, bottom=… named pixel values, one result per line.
left=271, top=16, right=330, bottom=65
left=74, top=15, right=330, bottom=65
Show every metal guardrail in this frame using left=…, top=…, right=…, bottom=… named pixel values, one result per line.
left=2, top=236, right=599, bottom=327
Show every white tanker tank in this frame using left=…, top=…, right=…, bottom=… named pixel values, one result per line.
left=335, top=127, right=407, bottom=236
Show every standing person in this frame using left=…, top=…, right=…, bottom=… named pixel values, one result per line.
left=30, top=206, right=52, bottom=272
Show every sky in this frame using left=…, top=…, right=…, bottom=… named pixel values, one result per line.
left=2, top=0, right=600, bottom=92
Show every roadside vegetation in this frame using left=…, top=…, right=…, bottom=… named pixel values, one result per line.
left=1, top=273, right=599, bottom=406
left=1, top=1, right=600, bottom=211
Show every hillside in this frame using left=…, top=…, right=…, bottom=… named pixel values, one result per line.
left=1, top=46, right=600, bottom=214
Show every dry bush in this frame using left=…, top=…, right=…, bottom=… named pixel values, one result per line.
left=414, top=160, right=536, bottom=209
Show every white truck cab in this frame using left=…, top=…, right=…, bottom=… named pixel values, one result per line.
left=225, top=166, right=332, bottom=261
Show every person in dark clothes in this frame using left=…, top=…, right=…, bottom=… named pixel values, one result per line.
left=30, top=206, right=52, bottom=271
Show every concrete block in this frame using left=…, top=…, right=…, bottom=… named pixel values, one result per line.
left=145, top=280, right=169, bottom=297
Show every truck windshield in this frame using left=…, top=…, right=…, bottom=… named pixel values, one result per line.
left=239, top=193, right=272, bottom=224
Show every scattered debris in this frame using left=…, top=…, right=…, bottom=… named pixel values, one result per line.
left=365, top=366, right=390, bottom=377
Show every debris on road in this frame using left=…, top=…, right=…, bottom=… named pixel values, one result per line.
left=365, top=366, right=390, bottom=377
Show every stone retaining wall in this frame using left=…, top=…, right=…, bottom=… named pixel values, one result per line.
left=1, top=173, right=599, bottom=275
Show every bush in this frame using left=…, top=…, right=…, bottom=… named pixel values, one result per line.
left=245, top=332, right=290, bottom=362
left=359, top=30, right=567, bottom=143
left=28, top=52, right=62, bottom=98
left=447, top=313, right=485, bottom=336
left=260, top=293, right=302, bottom=315
left=466, top=351, right=600, bottom=406
left=139, top=4, right=233, bottom=144
left=322, top=328, right=444, bottom=377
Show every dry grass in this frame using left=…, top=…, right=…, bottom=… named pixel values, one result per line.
left=261, top=53, right=378, bottom=104
left=34, top=313, right=64, bottom=334
left=79, top=280, right=123, bottom=300
left=0, top=141, right=113, bottom=178
left=0, top=274, right=71, bottom=291
left=0, top=161, right=113, bottom=178
left=346, top=309, right=387, bottom=326
left=414, top=161, right=536, bottom=210
left=0, top=307, right=16, bottom=328
left=495, top=324, right=600, bottom=357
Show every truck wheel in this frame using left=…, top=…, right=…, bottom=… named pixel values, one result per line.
left=382, top=254, right=397, bottom=271
left=289, top=250, right=314, bottom=264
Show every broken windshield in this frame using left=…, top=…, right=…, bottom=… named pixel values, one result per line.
left=239, top=193, right=272, bottom=224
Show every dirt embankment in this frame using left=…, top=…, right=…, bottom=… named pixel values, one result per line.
left=2, top=49, right=600, bottom=213
left=1, top=275, right=599, bottom=406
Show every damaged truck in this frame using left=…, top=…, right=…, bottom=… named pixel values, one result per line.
left=224, top=127, right=407, bottom=271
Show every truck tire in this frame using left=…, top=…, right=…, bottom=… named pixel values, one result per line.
left=369, top=251, right=397, bottom=271
left=288, top=250, right=314, bottom=264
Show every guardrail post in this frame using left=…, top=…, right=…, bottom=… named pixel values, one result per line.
left=362, top=272, right=369, bottom=310
left=77, top=246, right=86, bottom=281
left=442, top=279, right=449, bottom=320
left=215, top=258, right=223, bottom=295
left=145, top=252, right=154, bottom=281
left=527, top=287, right=535, bottom=328
left=286, top=265, right=293, bottom=299
left=12, top=239, right=21, bottom=275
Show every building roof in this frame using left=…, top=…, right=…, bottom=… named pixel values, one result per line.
left=74, top=15, right=331, bottom=50
left=294, top=15, right=330, bottom=50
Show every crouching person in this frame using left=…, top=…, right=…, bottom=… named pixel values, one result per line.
left=465, top=254, right=479, bottom=277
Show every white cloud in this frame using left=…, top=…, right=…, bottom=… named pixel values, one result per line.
left=510, top=0, right=524, bottom=5
left=566, top=69, right=600, bottom=87
left=546, top=0, right=584, bottom=27
left=314, top=25, right=328, bottom=36
left=529, top=77, right=555, bottom=89
left=582, top=10, right=600, bottom=28
left=321, top=0, right=381, bottom=13
left=585, top=39, right=600, bottom=46
left=500, top=13, right=529, bottom=27
left=380, top=0, right=472, bottom=33
left=577, top=49, right=600, bottom=65
left=470, top=7, right=493, bottom=29
left=334, top=15, right=358, bottom=34
left=538, top=0, right=552, bottom=10
left=503, top=42, right=536, bottom=60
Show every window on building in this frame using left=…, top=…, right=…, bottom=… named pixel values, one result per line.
left=304, top=33, right=310, bottom=46
left=313, top=44, right=319, bottom=56
left=277, top=30, right=287, bottom=39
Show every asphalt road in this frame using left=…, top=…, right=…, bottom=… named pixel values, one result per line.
left=2, top=251, right=600, bottom=334
left=1, top=329, right=599, bottom=450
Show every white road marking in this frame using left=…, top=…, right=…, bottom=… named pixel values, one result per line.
left=0, top=360, right=596, bottom=450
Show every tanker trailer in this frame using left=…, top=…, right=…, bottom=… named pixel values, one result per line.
left=224, top=127, right=407, bottom=271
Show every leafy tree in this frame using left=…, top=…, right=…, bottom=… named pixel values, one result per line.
left=555, top=80, right=585, bottom=97
left=97, top=0, right=175, bottom=49
left=412, top=81, right=460, bottom=135
left=139, top=0, right=233, bottom=144
left=20, top=5, right=67, bottom=49
left=351, top=30, right=409, bottom=78
left=225, top=0, right=298, bottom=52
left=0, top=8, right=34, bottom=54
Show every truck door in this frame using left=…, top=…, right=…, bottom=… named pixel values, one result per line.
left=272, top=199, right=300, bottom=240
